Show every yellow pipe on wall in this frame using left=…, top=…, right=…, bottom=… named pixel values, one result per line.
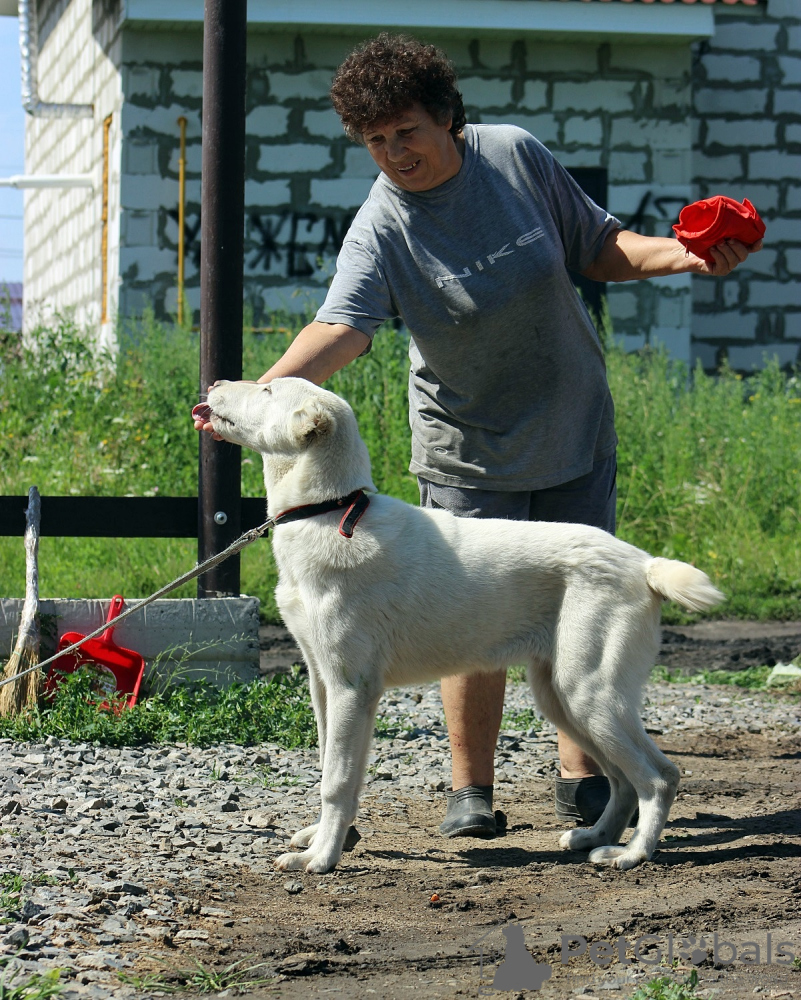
left=101, top=114, right=112, bottom=324
left=177, top=116, right=187, bottom=326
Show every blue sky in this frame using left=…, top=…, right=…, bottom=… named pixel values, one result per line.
left=0, top=14, right=25, bottom=284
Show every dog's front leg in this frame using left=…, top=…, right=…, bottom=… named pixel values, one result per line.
left=275, top=680, right=382, bottom=874
left=289, top=666, right=327, bottom=850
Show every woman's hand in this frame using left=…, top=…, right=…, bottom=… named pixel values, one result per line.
left=687, top=238, right=764, bottom=277
left=192, top=379, right=257, bottom=439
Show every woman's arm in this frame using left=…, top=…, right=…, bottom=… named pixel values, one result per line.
left=581, top=228, right=763, bottom=283
left=193, top=321, right=370, bottom=435
left=255, top=321, right=370, bottom=385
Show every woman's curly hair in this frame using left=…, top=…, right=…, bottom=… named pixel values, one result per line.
left=330, top=34, right=466, bottom=143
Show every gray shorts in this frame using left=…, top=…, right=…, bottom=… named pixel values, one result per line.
left=418, top=453, right=616, bottom=534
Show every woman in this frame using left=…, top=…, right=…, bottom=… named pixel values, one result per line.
left=195, top=34, right=760, bottom=839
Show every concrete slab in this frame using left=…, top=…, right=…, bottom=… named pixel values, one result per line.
left=0, top=598, right=260, bottom=690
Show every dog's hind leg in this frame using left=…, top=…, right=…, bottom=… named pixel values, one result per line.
left=276, top=676, right=383, bottom=874
left=289, top=666, right=327, bottom=850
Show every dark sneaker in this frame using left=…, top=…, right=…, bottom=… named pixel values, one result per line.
left=555, top=775, right=638, bottom=827
left=439, top=785, right=497, bottom=838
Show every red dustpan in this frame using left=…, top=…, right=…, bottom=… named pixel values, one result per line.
left=45, top=595, right=146, bottom=710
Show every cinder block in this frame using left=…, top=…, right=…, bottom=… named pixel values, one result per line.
left=786, top=124, right=801, bottom=145
left=171, top=70, right=203, bottom=99
left=786, top=185, right=801, bottom=212
left=343, top=147, right=380, bottom=179
left=723, top=279, right=741, bottom=309
left=691, top=340, right=720, bottom=372
left=785, top=248, right=801, bottom=275
left=702, top=54, right=762, bottom=84
left=121, top=210, right=155, bottom=247
left=692, top=312, right=757, bottom=341
left=124, top=139, right=158, bottom=175
left=706, top=119, right=777, bottom=149
left=553, top=81, right=636, bottom=114
left=606, top=288, right=639, bottom=320
left=708, top=23, right=779, bottom=51
left=263, top=284, right=325, bottom=314
left=693, top=89, right=766, bottom=115
left=247, top=106, right=291, bottom=138
left=553, top=150, right=598, bottom=168
left=748, top=281, right=801, bottom=308
left=728, top=342, right=799, bottom=370
left=608, top=44, right=689, bottom=77
left=257, top=143, right=332, bottom=173
left=779, top=56, right=801, bottom=85
left=310, top=177, right=376, bottom=208
left=768, top=0, right=801, bottom=15
left=121, top=175, right=199, bottom=211
left=693, top=153, right=743, bottom=181
left=607, top=184, right=691, bottom=217
left=611, top=118, right=691, bottom=151
left=564, top=117, right=603, bottom=147
left=521, top=80, right=548, bottom=111
left=608, top=151, right=648, bottom=183
left=774, top=90, right=801, bottom=115
left=763, top=219, right=801, bottom=243
left=526, top=42, right=599, bottom=74
left=244, top=179, right=291, bottom=206
left=692, top=279, right=718, bottom=306
left=459, top=77, right=514, bottom=108
left=120, top=247, right=178, bottom=280
left=653, top=79, right=691, bottom=112
left=124, top=66, right=159, bottom=99
left=653, top=150, right=691, bottom=186
left=481, top=114, right=558, bottom=144
left=304, top=108, right=345, bottom=140
left=122, top=104, right=201, bottom=138
left=783, top=312, right=801, bottom=340
left=656, top=292, right=690, bottom=329
left=788, top=25, right=801, bottom=52
left=268, top=70, right=335, bottom=102
left=717, top=183, right=779, bottom=214
left=739, top=249, right=778, bottom=275
left=0, top=598, right=260, bottom=689
left=750, top=151, right=801, bottom=180
left=649, top=327, right=691, bottom=365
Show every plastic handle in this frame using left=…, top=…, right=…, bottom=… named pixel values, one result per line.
left=101, top=595, right=125, bottom=644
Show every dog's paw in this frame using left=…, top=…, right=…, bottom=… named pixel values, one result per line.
left=274, top=848, right=339, bottom=874
left=559, top=827, right=608, bottom=852
left=589, top=845, right=648, bottom=870
left=289, top=823, right=319, bottom=849
left=274, top=850, right=312, bottom=871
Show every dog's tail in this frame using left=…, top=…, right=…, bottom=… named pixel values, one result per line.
left=645, top=557, right=725, bottom=613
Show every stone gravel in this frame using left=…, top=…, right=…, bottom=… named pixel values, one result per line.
left=1, top=679, right=799, bottom=998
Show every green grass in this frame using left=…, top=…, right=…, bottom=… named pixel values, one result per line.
left=118, top=957, right=275, bottom=994
left=0, top=955, right=65, bottom=1000
left=630, top=970, right=699, bottom=999
left=0, top=663, right=316, bottom=748
left=651, top=663, right=777, bottom=690
left=1, top=313, right=800, bottom=623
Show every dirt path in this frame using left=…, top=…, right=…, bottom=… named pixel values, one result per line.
left=138, top=623, right=801, bottom=999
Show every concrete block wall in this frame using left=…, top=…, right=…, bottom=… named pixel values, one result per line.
left=24, top=0, right=122, bottom=337
left=690, top=0, right=801, bottom=371
left=118, top=29, right=696, bottom=349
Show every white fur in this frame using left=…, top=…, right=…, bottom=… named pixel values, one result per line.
left=206, top=377, right=724, bottom=874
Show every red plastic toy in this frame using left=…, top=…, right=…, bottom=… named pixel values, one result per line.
left=45, top=595, right=145, bottom=710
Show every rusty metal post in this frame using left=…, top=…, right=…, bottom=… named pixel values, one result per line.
left=198, top=0, right=247, bottom=597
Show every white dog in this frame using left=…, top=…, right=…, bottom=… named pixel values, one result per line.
left=204, top=377, right=723, bottom=874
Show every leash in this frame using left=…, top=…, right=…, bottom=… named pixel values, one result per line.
left=0, top=490, right=370, bottom=690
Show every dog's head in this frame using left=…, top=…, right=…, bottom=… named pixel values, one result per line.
left=205, top=377, right=376, bottom=501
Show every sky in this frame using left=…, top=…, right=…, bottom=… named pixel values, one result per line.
left=0, top=14, right=25, bottom=285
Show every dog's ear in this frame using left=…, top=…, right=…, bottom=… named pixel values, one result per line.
left=291, top=399, right=334, bottom=444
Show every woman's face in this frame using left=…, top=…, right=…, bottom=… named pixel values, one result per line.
left=362, top=103, right=463, bottom=192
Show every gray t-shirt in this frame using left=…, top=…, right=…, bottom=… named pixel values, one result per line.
left=316, top=123, right=621, bottom=491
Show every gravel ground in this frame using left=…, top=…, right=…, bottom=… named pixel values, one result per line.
left=2, top=660, right=799, bottom=999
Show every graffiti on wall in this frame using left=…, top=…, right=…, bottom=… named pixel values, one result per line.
left=624, top=191, right=687, bottom=238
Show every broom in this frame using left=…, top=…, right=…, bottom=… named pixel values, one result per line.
left=0, top=486, right=42, bottom=716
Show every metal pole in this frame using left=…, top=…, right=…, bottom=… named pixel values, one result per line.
left=177, top=116, right=186, bottom=327
left=198, top=0, right=247, bottom=598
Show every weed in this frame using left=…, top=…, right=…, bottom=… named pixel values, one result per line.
left=651, top=664, right=776, bottom=691
left=501, top=707, right=543, bottom=733
left=0, top=665, right=317, bottom=748
left=0, top=954, right=64, bottom=999
left=119, top=957, right=274, bottom=994
left=0, top=873, right=60, bottom=917
left=630, top=969, right=699, bottom=999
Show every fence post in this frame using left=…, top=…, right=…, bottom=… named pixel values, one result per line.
left=198, top=0, right=247, bottom=597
